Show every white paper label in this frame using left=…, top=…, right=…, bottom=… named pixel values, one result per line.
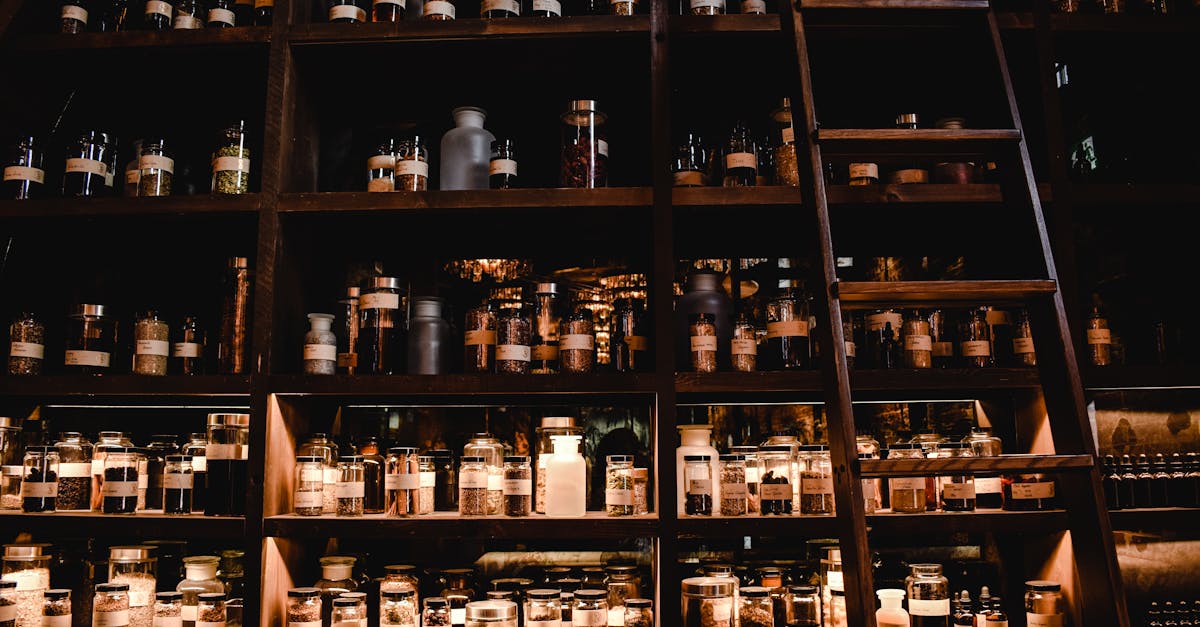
left=709, top=599, right=732, bottom=623
left=337, top=481, right=365, bottom=498
left=489, top=158, right=518, bottom=176
left=140, top=153, right=175, bottom=173
left=1011, top=481, right=1055, bottom=500
left=1013, top=337, right=1036, bottom=354
left=100, top=480, right=137, bottom=497
left=532, top=0, right=561, bottom=12
left=486, top=473, right=502, bottom=492
left=890, top=477, right=925, bottom=491
left=690, top=336, right=718, bottom=352
left=1026, top=614, right=1063, bottom=627
left=62, top=4, right=88, bottom=21
left=420, top=471, right=435, bottom=488
left=136, top=340, right=169, bottom=356
left=145, top=0, right=174, bottom=16
left=164, top=473, right=193, bottom=489
left=760, top=483, right=792, bottom=500
left=459, top=473, right=488, bottom=489
left=845, top=341, right=857, bottom=357
left=908, top=599, right=950, bottom=617
left=323, top=468, right=338, bottom=484
left=932, top=341, right=954, bottom=357
left=328, top=4, right=366, bottom=19
left=745, top=466, right=759, bottom=483
left=827, top=570, right=844, bottom=591
left=904, top=335, right=932, bottom=351
left=721, top=482, right=748, bottom=498
left=9, top=341, right=44, bottom=359
left=673, top=170, right=704, bottom=186
left=294, top=491, right=323, bottom=508
left=21, top=481, right=56, bottom=498
left=423, top=0, right=456, bottom=15
left=94, top=610, right=130, bottom=626
left=182, top=606, right=197, bottom=622
left=802, top=476, right=834, bottom=495
left=360, top=292, right=400, bottom=310
left=44, top=616, right=73, bottom=627
left=690, top=0, right=724, bottom=7
left=503, top=479, right=532, bottom=495
left=574, top=610, right=606, bottom=627
left=731, top=339, right=757, bottom=355
left=961, top=340, right=991, bottom=357
left=174, top=14, right=202, bottom=27
left=496, top=344, right=531, bottom=361
left=138, top=472, right=149, bottom=489
left=976, top=477, right=1002, bottom=494
left=767, top=320, right=808, bottom=338
left=780, top=126, right=795, bottom=143
left=59, top=462, right=90, bottom=478
left=207, top=443, right=246, bottom=461
left=0, top=605, right=16, bottom=621
left=65, top=349, right=110, bottom=367
left=173, top=342, right=201, bottom=357
left=606, top=488, right=633, bottom=505
left=849, top=163, right=879, bottom=180
left=483, top=0, right=520, bottom=12
left=387, top=473, right=420, bottom=490
left=298, top=468, right=322, bottom=483
left=560, top=334, right=593, bottom=350
left=1087, top=328, right=1111, bottom=345
left=65, top=157, right=107, bottom=176
left=197, top=621, right=225, bottom=627
left=598, top=139, right=609, bottom=157
left=866, top=312, right=903, bottom=332
left=464, top=329, right=496, bottom=346
left=303, top=344, right=337, bottom=362
left=688, top=479, right=712, bottom=496
left=91, top=460, right=104, bottom=476
left=288, top=621, right=321, bottom=627
left=942, top=482, right=975, bottom=499
left=395, top=159, right=430, bottom=176
left=449, top=609, right=466, bottom=625
left=208, top=7, right=235, bottom=23
left=725, top=152, right=756, bottom=170
left=212, top=156, right=249, bottom=172
left=3, top=165, right=45, bottom=184
left=367, top=155, right=396, bottom=171
left=192, top=456, right=207, bottom=472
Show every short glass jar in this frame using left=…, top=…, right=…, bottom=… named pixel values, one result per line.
left=559, top=308, right=595, bottom=374
left=624, top=598, right=652, bottom=627
left=367, top=139, right=397, bottom=193
left=386, top=447, right=420, bottom=518
left=465, top=600, right=517, bottom=627
left=138, top=138, right=173, bottom=197
left=163, top=454, right=194, bottom=515
left=689, top=313, right=718, bottom=373
left=560, top=100, right=608, bottom=189
left=739, top=587, right=773, bottom=627
left=93, top=583, right=131, bottom=626
left=886, top=443, right=926, bottom=514
left=211, top=121, right=251, bottom=195
left=905, top=564, right=950, bottom=622
left=681, top=577, right=734, bottom=627
left=396, top=136, right=430, bottom=189
left=331, top=596, right=365, bottom=626
left=789, top=585, right=819, bottom=627
left=1024, top=580, right=1063, bottom=625
left=572, top=590, right=607, bottom=627
left=1002, top=473, right=1056, bottom=511
left=286, top=588, right=321, bottom=626
left=672, top=134, right=709, bottom=187
left=459, top=456, right=489, bottom=516
left=293, top=455, right=324, bottom=516
left=382, top=589, right=418, bottom=627
left=489, top=139, right=518, bottom=190
left=64, top=304, right=116, bottom=374
left=133, top=310, right=170, bottom=376
left=43, top=588, right=71, bottom=625
left=102, top=448, right=140, bottom=514
left=501, top=456, right=532, bottom=517
left=901, top=310, right=933, bottom=369
left=336, top=456, right=365, bottom=517
left=605, top=455, right=635, bottom=517
left=423, top=597, right=450, bottom=626
left=935, top=442, right=976, bottom=512
left=21, top=446, right=58, bottom=513
left=197, top=592, right=226, bottom=625
left=848, top=162, right=879, bottom=186
left=718, top=454, right=748, bottom=516
left=525, top=589, right=560, bottom=626
left=758, top=444, right=794, bottom=515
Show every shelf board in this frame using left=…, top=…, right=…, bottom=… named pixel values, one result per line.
left=834, top=279, right=1057, bottom=308
left=0, top=375, right=251, bottom=398
left=817, top=128, right=1022, bottom=157
left=1108, top=507, right=1200, bottom=530
left=264, top=511, right=659, bottom=539
left=671, top=184, right=1053, bottom=207
left=288, top=15, right=649, bottom=45
left=1051, top=12, right=1200, bottom=32
left=6, top=26, right=272, bottom=51
left=860, top=454, right=1094, bottom=477
left=0, top=194, right=261, bottom=218
left=0, top=511, right=245, bottom=538
left=1067, top=183, right=1200, bottom=206
left=277, top=188, right=652, bottom=214
left=1084, top=365, right=1200, bottom=390
left=675, top=368, right=1040, bottom=397
left=802, top=0, right=988, bottom=9
left=670, top=13, right=783, bottom=34
left=264, top=373, right=659, bottom=397
left=677, top=515, right=840, bottom=537
left=867, top=509, right=1069, bottom=534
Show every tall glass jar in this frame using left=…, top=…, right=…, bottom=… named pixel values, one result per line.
left=102, top=448, right=139, bottom=514
left=718, top=454, right=748, bottom=516
left=53, top=432, right=91, bottom=511
left=137, top=138, right=173, bottom=196
left=62, top=131, right=112, bottom=197
left=395, top=136, right=430, bottom=190
left=459, top=456, right=489, bottom=516
left=729, top=446, right=758, bottom=513
left=1012, top=308, right=1037, bottom=367
left=358, top=437, right=386, bottom=514
left=560, top=100, right=607, bottom=189
left=21, top=446, right=58, bottom=513
left=605, top=565, right=640, bottom=620
left=799, top=445, right=833, bottom=516
left=722, top=122, right=757, bottom=187
left=536, top=417, right=582, bottom=514
left=934, top=442, right=975, bottom=512
left=205, top=413, right=249, bottom=517
left=530, top=283, right=562, bottom=374
left=337, top=286, right=360, bottom=375
left=929, top=309, right=954, bottom=368
left=496, top=308, right=531, bottom=375
left=418, top=455, right=436, bottom=515
left=4, top=136, right=45, bottom=200
left=386, top=447, right=420, bottom=518
left=464, top=433, right=504, bottom=515
left=731, top=315, right=758, bottom=373
left=887, top=444, right=926, bottom=514
left=571, top=590, right=606, bottom=627
left=764, top=281, right=810, bottom=370
left=603, top=455, right=634, bottom=517
left=431, top=450, right=457, bottom=512
left=672, top=133, right=709, bottom=187
left=758, top=445, right=794, bottom=515
left=358, top=277, right=404, bottom=375
left=181, top=433, right=208, bottom=514
left=905, top=564, right=950, bottom=625
left=959, top=308, right=993, bottom=368
left=902, top=309, right=933, bottom=369
left=8, top=311, right=44, bottom=376
left=772, top=99, right=798, bottom=187
left=962, top=428, right=1003, bottom=509
left=163, top=455, right=193, bottom=515
left=559, top=308, right=595, bottom=374
left=297, top=433, right=338, bottom=515
left=689, top=314, right=718, bottom=373
left=382, top=589, right=418, bottom=627
left=681, top=578, right=734, bottom=627
left=367, top=139, right=397, bottom=192
left=464, top=302, right=498, bottom=374
left=212, top=121, right=250, bottom=195
left=336, top=455, right=365, bottom=517
left=1, top=545, right=51, bottom=625
left=612, top=298, right=649, bottom=373
left=1024, top=581, right=1062, bottom=626
left=172, top=315, right=204, bottom=375
left=218, top=256, right=253, bottom=375
left=489, top=139, right=518, bottom=189
left=841, top=312, right=858, bottom=369
left=501, top=456, right=532, bottom=517
left=108, top=546, right=157, bottom=626
left=64, top=304, right=116, bottom=374
left=131, top=310, right=170, bottom=376
left=684, top=455, right=713, bottom=516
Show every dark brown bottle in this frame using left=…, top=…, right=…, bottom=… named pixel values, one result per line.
left=1150, top=453, right=1171, bottom=508
left=878, top=322, right=899, bottom=369
left=218, top=257, right=253, bottom=375
left=959, top=308, right=993, bottom=368
left=612, top=298, right=649, bottom=373
left=1134, top=454, right=1154, bottom=508
left=358, top=437, right=386, bottom=514
left=1102, top=455, right=1121, bottom=509
left=1119, top=454, right=1138, bottom=509
left=1167, top=453, right=1188, bottom=508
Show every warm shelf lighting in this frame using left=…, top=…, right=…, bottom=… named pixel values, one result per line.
left=445, top=258, right=532, bottom=283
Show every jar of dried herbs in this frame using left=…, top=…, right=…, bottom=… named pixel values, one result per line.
left=381, top=589, right=417, bottom=627
left=605, top=455, right=634, bottom=516
left=496, top=308, right=531, bottom=375
left=417, top=456, right=435, bottom=515
left=52, top=432, right=91, bottom=511
left=173, top=0, right=203, bottom=27
left=731, top=314, right=757, bottom=372
left=771, top=99, right=799, bottom=187
left=293, top=456, right=324, bottom=516
left=489, top=139, right=518, bottom=189
left=133, top=310, right=170, bottom=376
left=93, top=583, right=130, bottom=627
left=689, top=313, right=718, bottom=373
left=560, top=100, right=607, bottom=188
left=367, top=139, right=396, bottom=192
left=196, top=593, right=225, bottom=625
left=758, top=445, right=794, bottom=515
left=385, top=447, right=420, bottom=518
left=286, top=588, right=320, bottom=627
left=64, top=304, right=115, bottom=374
left=684, top=455, right=713, bottom=516
left=901, top=309, right=932, bottom=369
left=63, top=131, right=113, bottom=197
left=609, top=0, right=636, bottom=14
left=501, top=456, right=531, bottom=517
left=211, top=121, right=250, bottom=195
left=718, top=454, right=747, bottom=516
left=458, top=456, right=488, bottom=516
left=559, top=307, right=595, bottom=374
left=681, top=577, right=733, bottom=627
left=686, top=0, right=723, bottom=15
left=21, top=446, right=58, bottom=513
left=303, top=313, right=337, bottom=375
left=799, top=445, right=834, bottom=516
left=395, top=136, right=429, bottom=190
left=4, top=136, right=45, bottom=200
left=42, top=589, right=71, bottom=626
left=154, top=591, right=182, bottom=626
left=886, top=444, right=926, bottom=514
left=207, top=0, right=236, bottom=25
left=672, top=133, right=708, bottom=187
left=7, top=312, right=44, bottom=376
left=624, top=598, right=652, bottom=627
left=336, top=456, right=365, bottom=517
left=421, top=0, right=455, bottom=18
left=60, top=0, right=89, bottom=33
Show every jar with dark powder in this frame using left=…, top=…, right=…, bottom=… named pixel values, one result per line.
left=42, top=589, right=71, bottom=626
left=495, top=308, right=530, bottom=375
left=501, top=456, right=531, bottom=517
left=20, top=446, right=58, bottom=513
left=558, top=308, right=595, bottom=374
left=196, top=593, right=226, bottom=625
left=153, top=591, right=182, bottom=626
left=286, top=588, right=320, bottom=626
left=102, top=449, right=139, bottom=514
left=458, top=457, right=489, bottom=516
left=7, top=312, right=44, bottom=376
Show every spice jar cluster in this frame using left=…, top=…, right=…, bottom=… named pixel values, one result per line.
left=0, top=413, right=249, bottom=518
left=57, top=0, right=273, bottom=33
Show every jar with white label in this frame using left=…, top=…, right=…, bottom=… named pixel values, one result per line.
left=848, top=162, right=878, bottom=186
left=730, top=314, right=758, bottom=373
left=293, top=456, right=324, bottom=516
left=154, top=591, right=182, bottom=626
left=689, top=313, right=718, bottom=373
left=559, top=307, right=595, bottom=374
left=886, top=443, right=926, bottom=513
left=4, top=136, right=45, bottom=200
left=684, top=455, right=713, bottom=516
left=63, top=130, right=113, bottom=197
left=1086, top=303, right=1111, bottom=366
left=163, top=454, right=193, bottom=514
left=718, top=454, right=748, bottom=516
left=603, top=455, right=634, bottom=517
left=799, top=445, right=834, bottom=516
left=60, top=0, right=89, bottom=33
left=335, top=456, right=365, bottom=517
left=358, top=277, right=404, bottom=375
left=93, top=583, right=131, bottom=627
left=1003, top=473, right=1055, bottom=511
left=672, top=133, right=709, bottom=187
left=463, top=433, right=504, bottom=514
left=52, top=432, right=91, bottom=511
left=928, top=309, right=954, bottom=368
left=722, top=122, right=757, bottom=187
left=864, top=309, right=902, bottom=369
left=958, top=308, right=993, bottom=368
left=144, top=0, right=172, bottom=32
left=458, top=456, right=488, bottom=516
left=373, top=0, right=404, bottom=21
left=211, top=121, right=250, bottom=194
left=685, top=0, right=723, bottom=16
left=571, top=590, right=606, bottom=627
left=496, top=308, right=531, bottom=375
left=8, top=311, right=44, bottom=376
left=524, top=589, right=560, bottom=627
left=960, top=428, right=1001, bottom=508
left=561, top=100, right=608, bottom=188
left=421, top=0, right=455, bottom=18
left=757, top=444, right=793, bottom=515
left=1011, top=308, right=1037, bottom=367
left=207, top=0, right=236, bottom=25
left=1024, top=581, right=1062, bottom=626
left=102, top=449, right=139, bottom=514
left=681, top=577, right=734, bottom=627
left=769, top=99, right=798, bottom=186
left=173, top=0, right=204, bottom=27
left=20, top=446, right=58, bottom=513
left=386, top=447, right=420, bottom=518
left=301, top=313, right=337, bottom=375
left=107, top=545, right=157, bottom=626
left=901, top=309, right=933, bottom=369
left=905, top=564, right=950, bottom=624
left=764, top=280, right=810, bottom=370
left=43, top=589, right=71, bottom=626
left=132, top=310, right=170, bottom=376
left=488, top=139, right=518, bottom=189
left=366, top=139, right=396, bottom=192
left=171, top=316, right=204, bottom=375
left=388, top=135, right=426, bottom=190
left=935, top=442, right=975, bottom=512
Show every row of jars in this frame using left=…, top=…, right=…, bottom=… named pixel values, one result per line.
left=59, top=0, right=273, bottom=32
left=300, top=557, right=649, bottom=627
left=367, top=135, right=523, bottom=192
left=0, top=414, right=248, bottom=517
left=3, top=124, right=252, bottom=200
left=324, top=0, right=644, bottom=21
left=6, top=258, right=254, bottom=377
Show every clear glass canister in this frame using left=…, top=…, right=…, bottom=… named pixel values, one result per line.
left=689, top=313, right=718, bottom=373
left=902, top=309, right=933, bottom=369
left=137, top=138, right=173, bottom=197
left=625, top=598, right=652, bottom=627
left=332, top=597, right=364, bottom=626
left=530, top=283, right=562, bottom=374
left=571, top=590, right=606, bottom=627
left=358, top=277, right=404, bottom=375
left=2, top=544, right=51, bottom=626
left=1024, top=580, right=1063, bottom=625
left=205, top=412, right=250, bottom=517
left=4, top=135, right=45, bottom=200
left=102, top=448, right=139, bottom=514
left=612, top=297, right=648, bottom=373
left=672, top=133, right=708, bottom=187
left=336, top=455, right=365, bottom=517
left=459, top=456, right=489, bottom=516
left=559, top=307, right=595, bottom=374
left=765, top=281, right=810, bottom=370
left=496, top=308, right=531, bottom=375
left=155, top=591, right=183, bottom=625
left=731, top=315, right=758, bottom=373
left=758, top=445, right=794, bottom=515
left=788, top=585, right=819, bottom=627
left=62, top=130, right=112, bottom=197
left=294, top=455, right=324, bottom=516
left=92, top=583, right=130, bottom=626
left=465, top=600, right=517, bottom=627
left=132, top=310, right=170, bottom=376
left=718, top=454, right=747, bottom=516
left=772, top=99, right=798, bottom=187
left=905, top=564, right=950, bottom=621
left=197, top=592, right=225, bottom=625
left=53, top=431, right=91, bottom=511
left=8, top=311, right=45, bottom=375
left=962, top=427, right=1003, bottom=509
left=560, top=100, right=607, bottom=189
left=463, top=433, right=504, bottom=514
left=42, top=588, right=71, bottom=625
left=64, top=304, right=115, bottom=374
left=631, top=467, right=649, bottom=515
left=684, top=455, right=713, bottom=516
left=386, top=447, right=420, bottom=518
left=21, top=446, right=58, bottom=513
left=423, top=597, right=450, bottom=626
left=297, top=433, right=339, bottom=515
left=396, top=136, right=429, bottom=190
left=729, top=446, right=758, bottom=513
left=418, top=456, right=436, bottom=515
left=799, top=445, right=833, bottom=516
left=936, top=442, right=976, bottom=512
left=959, top=308, right=994, bottom=368
left=605, top=565, right=640, bottom=618
left=525, top=589, right=560, bottom=626
left=212, top=121, right=250, bottom=195
left=605, top=455, right=634, bottom=517
left=886, top=444, right=926, bottom=514
left=109, top=545, right=157, bottom=626
left=502, top=456, right=532, bottom=517
left=367, top=138, right=397, bottom=193
left=738, top=587, right=773, bottom=627
left=381, top=565, right=420, bottom=613
left=382, top=589, right=418, bottom=627
left=286, top=588, right=321, bottom=626
left=681, top=577, right=734, bottom=627
left=464, top=302, right=498, bottom=374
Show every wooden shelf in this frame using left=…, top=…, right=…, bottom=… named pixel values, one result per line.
left=1068, top=183, right=1200, bottom=206
left=288, top=15, right=649, bottom=44
left=677, top=510, right=1067, bottom=537
left=0, top=375, right=251, bottom=398
left=801, top=0, right=988, bottom=8
left=677, top=515, right=840, bottom=537
left=675, top=368, right=1040, bottom=397
left=816, top=128, right=1023, bottom=156
left=264, top=373, right=659, bottom=397
left=834, top=279, right=1058, bottom=307
left=6, top=26, right=271, bottom=51
left=0, top=511, right=245, bottom=538
left=0, top=194, right=262, bottom=218
left=1108, top=507, right=1200, bottom=531
left=277, top=188, right=652, bottom=214
left=860, top=454, right=1094, bottom=477
left=995, top=11, right=1200, bottom=32
left=670, top=13, right=783, bottom=34
left=264, top=511, right=659, bottom=539
left=672, top=184, right=1054, bottom=207
left=1084, top=365, right=1200, bottom=390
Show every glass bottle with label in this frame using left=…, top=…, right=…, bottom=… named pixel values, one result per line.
left=612, top=297, right=649, bottom=373
left=301, top=313, right=337, bottom=375
left=422, top=0, right=454, bottom=18
left=61, top=0, right=90, bottom=33
left=501, top=455, right=532, bottom=517
left=496, top=308, right=531, bottom=375
left=572, top=590, right=607, bottom=627
left=528, top=284, right=561, bottom=374
left=171, top=316, right=204, bottom=375
left=730, top=314, right=758, bottom=372
left=144, top=0, right=173, bottom=34
left=1024, top=581, right=1062, bottom=627
left=1011, top=308, right=1037, bottom=367
left=886, top=444, right=926, bottom=513
left=1002, top=474, right=1055, bottom=511
left=902, top=309, right=933, bottom=368
left=848, top=162, right=879, bottom=186
left=458, top=456, right=489, bottom=516
left=218, top=256, right=253, bottom=375
left=689, top=314, right=718, bottom=373
left=559, top=307, right=595, bottom=374
left=64, top=304, right=115, bottom=375
left=800, top=446, right=834, bottom=515
left=367, top=139, right=396, bottom=192
left=936, top=442, right=975, bottom=512
left=481, top=0, right=518, bottom=17
left=133, top=310, right=170, bottom=376
left=357, top=437, right=386, bottom=514
left=173, top=0, right=204, bottom=27
left=863, top=309, right=902, bottom=369
left=101, top=448, right=139, bottom=514
left=21, top=446, right=58, bottom=513
left=929, top=309, right=954, bottom=368
left=328, top=0, right=367, bottom=21
left=335, top=455, right=365, bottom=517
left=212, top=121, right=250, bottom=194
left=205, top=412, right=249, bottom=517
left=4, top=136, right=45, bottom=200
left=717, top=454, right=748, bottom=516
left=770, top=99, right=798, bottom=187
left=764, top=280, right=810, bottom=370
left=672, top=134, right=709, bottom=187
left=906, top=564, right=951, bottom=627
left=394, top=136, right=429, bottom=189
left=489, top=139, right=518, bottom=189
left=686, top=0, right=723, bottom=14
left=561, top=100, right=607, bottom=188
left=63, top=131, right=113, bottom=197
left=358, top=277, right=404, bottom=375
left=255, top=0, right=272, bottom=23
left=207, top=1, right=236, bottom=27
left=603, top=455, right=634, bottom=516
left=293, top=455, right=324, bottom=516
left=463, top=302, right=497, bottom=374
left=1086, top=301, right=1112, bottom=366
left=51, top=432, right=91, bottom=512
left=758, top=444, right=793, bottom=515
left=373, top=0, right=404, bottom=20
left=985, top=307, right=1014, bottom=367
left=961, top=428, right=1002, bottom=509
left=722, top=122, right=757, bottom=187
left=162, top=454, right=193, bottom=515
left=8, top=311, right=44, bottom=376
left=959, top=308, right=993, bottom=368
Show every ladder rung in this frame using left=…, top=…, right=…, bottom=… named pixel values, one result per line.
left=859, top=455, right=1094, bottom=477
left=801, top=0, right=989, bottom=9
left=834, top=280, right=1057, bottom=308
left=816, top=128, right=1022, bottom=156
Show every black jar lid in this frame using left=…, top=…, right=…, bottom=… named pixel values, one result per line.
left=574, top=589, right=606, bottom=601
left=504, top=456, right=529, bottom=463
left=165, top=454, right=192, bottom=462
left=526, top=589, right=561, bottom=600
left=388, top=447, right=419, bottom=456
left=626, top=598, right=653, bottom=608
left=96, top=583, right=129, bottom=593
left=719, top=454, right=746, bottom=462
left=157, top=591, right=185, bottom=601
left=684, top=454, right=711, bottom=462
left=199, top=592, right=226, bottom=602
left=287, top=588, right=320, bottom=598
left=295, top=455, right=323, bottom=463
left=339, top=455, right=363, bottom=462
left=424, top=597, right=449, bottom=608
left=606, top=455, right=634, bottom=463
left=43, top=589, right=70, bottom=600
left=461, top=456, right=485, bottom=463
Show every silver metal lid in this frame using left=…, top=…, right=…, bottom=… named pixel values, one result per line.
left=896, top=113, right=920, bottom=126
left=681, top=577, right=735, bottom=597
left=109, top=546, right=156, bottom=562
left=0, top=417, right=18, bottom=429
left=567, top=99, right=599, bottom=112
left=346, top=286, right=360, bottom=297
left=3, top=544, right=48, bottom=558
left=935, top=117, right=966, bottom=129
left=466, top=600, right=517, bottom=620
left=207, top=413, right=250, bottom=427
left=536, top=282, right=560, bottom=295
left=70, top=304, right=107, bottom=317
left=412, top=296, right=444, bottom=317
left=369, top=276, right=402, bottom=290
left=540, top=417, right=577, bottom=429
left=228, top=257, right=249, bottom=269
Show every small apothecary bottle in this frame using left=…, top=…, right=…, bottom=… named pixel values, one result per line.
left=4, top=136, right=45, bottom=200
left=63, top=131, right=112, bottom=197
left=689, top=313, right=718, bottom=373
left=495, top=308, right=531, bottom=375
left=208, top=0, right=237, bottom=25
left=8, top=312, right=44, bottom=376
left=929, top=309, right=954, bottom=368
left=138, top=138, right=173, bottom=196
left=612, top=298, right=648, bottom=373
left=684, top=454, right=713, bottom=516
left=605, top=455, right=635, bottom=517
left=386, top=447, right=420, bottom=518
left=901, top=309, right=933, bottom=369
left=458, top=456, right=489, bottom=516
left=560, top=100, right=608, bottom=189
left=1086, top=302, right=1112, bottom=366
left=464, top=302, right=497, bottom=373
left=530, top=284, right=561, bottom=374
left=731, top=314, right=758, bottom=372
left=501, top=456, right=532, bottom=517
left=367, top=139, right=397, bottom=192
left=489, top=139, right=518, bottom=189
left=293, top=455, right=324, bottom=516
left=21, top=446, right=58, bottom=513
left=61, top=0, right=89, bottom=33
left=172, top=316, right=204, bottom=375
left=335, top=455, right=365, bottom=517
left=722, top=122, right=757, bottom=187
left=133, top=310, right=170, bottom=376
left=174, top=0, right=204, bottom=27
left=374, top=0, right=405, bottom=21
left=672, top=133, right=709, bottom=187
left=959, top=308, right=993, bottom=368
left=64, top=304, right=115, bottom=374
left=303, top=313, right=337, bottom=375
left=358, top=277, right=404, bottom=375
left=559, top=307, right=595, bottom=374
left=212, top=121, right=250, bottom=195
left=328, top=0, right=367, bottom=21
left=396, top=136, right=430, bottom=189
left=163, top=454, right=193, bottom=514
left=1012, top=308, right=1037, bottom=366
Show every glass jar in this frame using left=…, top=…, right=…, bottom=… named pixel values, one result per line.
left=601, top=455, right=634, bottom=517
left=959, top=308, right=993, bottom=368
left=502, top=456, right=532, bottom=517
left=358, top=277, right=404, bottom=375
left=423, top=597, right=450, bottom=626
left=108, top=546, right=157, bottom=625
left=720, top=122, right=756, bottom=187
left=771, top=100, right=798, bottom=187
left=758, top=445, right=794, bottom=515
left=465, top=600, right=516, bottom=627
left=764, top=281, right=810, bottom=370
left=672, top=133, right=709, bottom=187
left=864, top=309, right=902, bottom=369
left=1024, top=580, right=1062, bottom=625
left=464, top=302, right=498, bottom=374
left=367, top=139, right=396, bottom=192
left=43, top=588, right=71, bottom=625
left=337, top=286, right=360, bottom=374
left=788, top=585, right=819, bottom=627
left=840, top=312, right=858, bottom=369
left=886, top=444, right=926, bottom=514
left=848, top=162, right=879, bottom=186
left=136, top=448, right=150, bottom=511
left=718, top=454, right=747, bottom=516
left=207, top=0, right=236, bottom=24
left=286, top=588, right=320, bottom=626
left=689, top=313, right=718, bottom=373
left=729, top=446, right=758, bottom=513
left=4, top=136, right=45, bottom=200
left=525, top=589, right=560, bottom=626
left=218, top=256, right=253, bottom=375
left=8, top=311, right=44, bottom=376
left=905, top=564, right=950, bottom=622
left=303, top=313, right=337, bottom=375
left=731, top=315, right=758, bottom=372
left=60, top=0, right=89, bottom=33
left=335, top=455, right=365, bottom=517
left=297, top=434, right=338, bottom=514
left=1003, top=474, right=1056, bottom=511
left=20, top=446, right=58, bottom=513
left=153, top=591, right=183, bottom=626
left=52, top=432, right=91, bottom=511
left=395, top=136, right=430, bottom=189
left=488, top=139, right=518, bottom=189
left=935, top=442, right=975, bottom=512
left=381, top=589, right=418, bottom=627
left=2, top=544, right=51, bottom=626
left=64, top=304, right=115, bottom=374
left=137, top=138, right=173, bottom=196
left=205, top=412, right=250, bottom=517
left=536, top=417, right=582, bottom=514
left=314, top=557, right=356, bottom=624
left=143, top=435, right=177, bottom=512
left=385, top=447, right=420, bottom=518
left=130, top=310, right=169, bottom=376
left=560, top=100, right=608, bottom=189
left=459, top=456, right=489, bottom=516
left=196, top=592, right=225, bottom=625
left=464, top=433, right=504, bottom=514
left=163, top=454, right=193, bottom=515
left=181, top=432, right=208, bottom=513
left=962, top=428, right=1002, bottom=508
left=93, top=583, right=130, bottom=626
left=571, top=590, right=606, bottom=627
left=211, top=121, right=250, bottom=194
left=496, top=307, right=531, bottom=375
left=431, top=450, right=457, bottom=511
left=1086, top=303, right=1111, bottom=366
left=737, top=587, right=772, bottom=627
left=357, top=437, right=386, bottom=514
left=605, top=565, right=640, bottom=619
left=1012, top=308, right=1037, bottom=367
left=929, top=309, right=954, bottom=368
left=902, top=309, right=933, bottom=369
left=92, top=431, right=129, bottom=511
left=684, top=455, right=713, bottom=516
left=559, top=307, right=595, bottom=374
left=681, top=577, right=734, bottom=627
left=529, top=283, right=562, bottom=374
left=609, top=0, right=636, bottom=14
left=174, top=0, right=203, bottom=27
left=611, top=297, right=648, bottom=373
left=418, top=455, right=436, bottom=515
left=331, top=596, right=364, bottom=625
left=102, top=448, right=139, bottom=514
left=628, top=467, right=647, bottom=515
left=799, top=445, right=833, bottom=516
left=381, top=565, right=420, bottom=614
left=623, top=599, right=652, bottom=627
left=63, top=131, right=112, bottom=197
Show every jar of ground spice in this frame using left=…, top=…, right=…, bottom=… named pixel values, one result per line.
left=53, top=432, right=91, bottom=511
left=559, top=307, right=595, bottom=374
left=211, top=121, right=250, bottom=195
left=137, top=138, right=173, bottom=197
left=501, top=456, right=531, bottom=517
left=336, top=456, right=365, bottom=517
left=102, top=448, right=139, bottom=514
left=396, top=136, right=430, bottom=189
left=196, top=593, right=226, bottom=625
left=153, top=592, right=181, bottom=626
left=458, top=457, right=488, bottom=516
left=560, top=100, right=608, bottom=188
left=367, top=139, right=397, bottom=192
left=7, top=312, right=44, bottom=376
left=286, top=588, right=320, bottom=626
left=92, top=583, right=130, bottom=626
left=133, top=310, right=170, bottom=376
left=42, top=589, right=71, bottom=626
left=495, top=308, right=531, bottom=375
left=689, top=314, right=718, bottom=373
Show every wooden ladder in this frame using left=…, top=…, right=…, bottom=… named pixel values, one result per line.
left=776, top=1, right=1130, bottom=626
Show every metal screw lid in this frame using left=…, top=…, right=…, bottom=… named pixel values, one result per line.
left=109, top=546, right=156, bottom=562
left=536, top=282, right=560, bottom=295
left=338, top=455, right=364, bottom=463
left=368, top=276, right=402, bottom=291
left=741, top=586, right=772, bottom=598
left=681, top=577, right=735, bottom=597
left=461, top=456, right=485, bottom=463
left=896, top=113, right=920, bottom=126
left=157, top=591, right=185, bottom=600
left=539, top=417, right=578, bottom=429
left=206, top=413, right=250, bottom=427
left=606, top=455, right=635, bottom=463
left=295, top=456, right=323, bottom=463
left=383, top=589, right=416, bottom=600
left=199, top=593, right=226, bottom=602
left=466, top=600, right=517, bottom=620
left=69, top=304, right=107, bottom=317
left=626, top=598, right=653, bottom=608
left=683, top=455, right=711, bottom=462
left=574, top=589, right=607, bottom=601
left=43, top=589, right=71, bottom=600
left=527, top=589, right=562, bottom=600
